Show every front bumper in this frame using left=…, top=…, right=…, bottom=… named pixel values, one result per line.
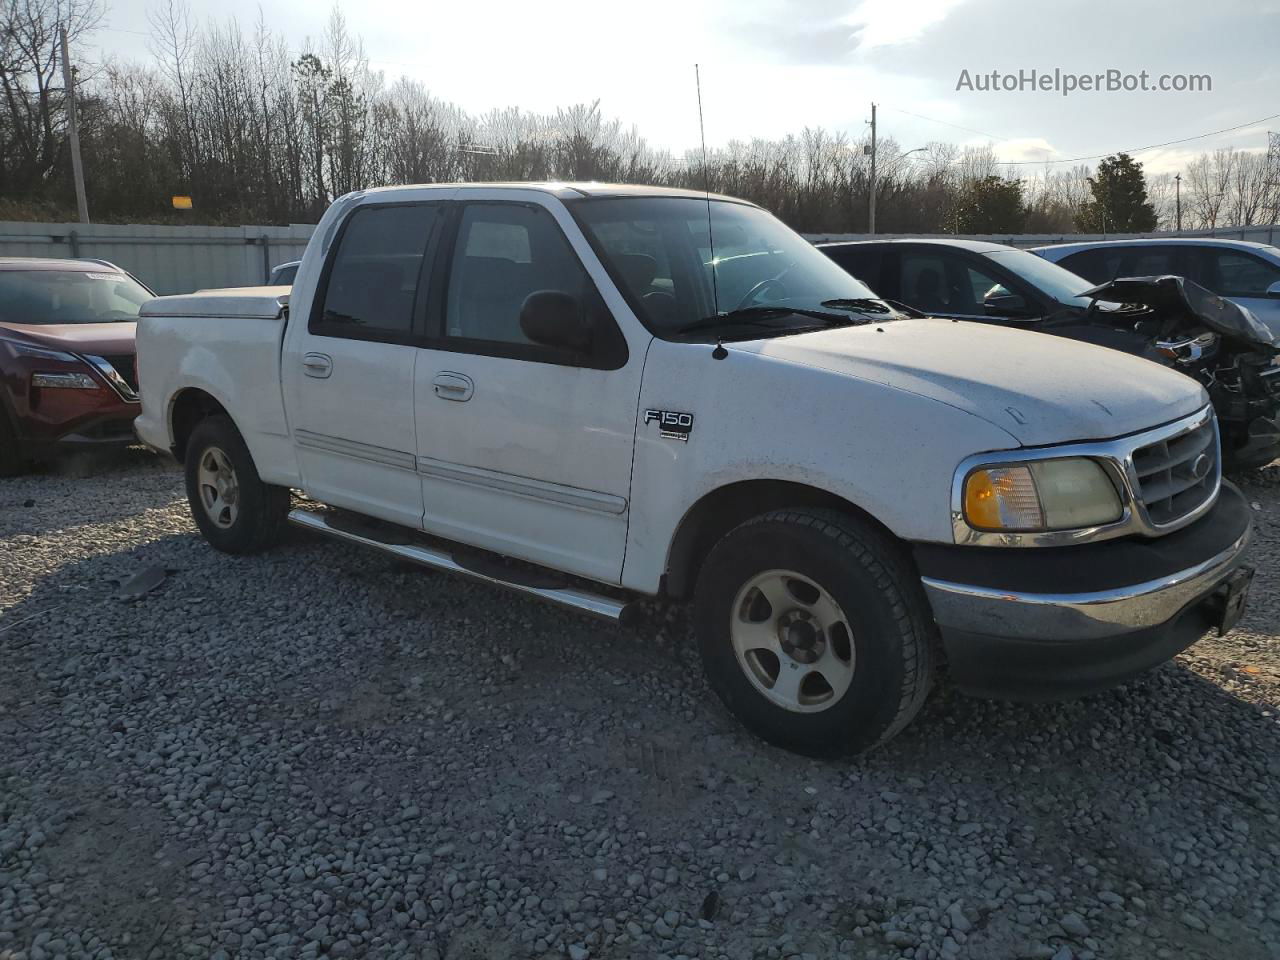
left=914, top=482, right=1253, bottom=700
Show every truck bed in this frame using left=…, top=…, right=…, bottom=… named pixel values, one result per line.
left=135, top=286, right=299, bottom=486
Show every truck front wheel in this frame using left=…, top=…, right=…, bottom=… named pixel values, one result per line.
left=694, top=508, right=934, bottom=756
left=184, top=415, right=289, bottom=554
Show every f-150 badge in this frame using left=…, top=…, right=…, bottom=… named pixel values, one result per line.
left=644, top=409, right=693, bottom=442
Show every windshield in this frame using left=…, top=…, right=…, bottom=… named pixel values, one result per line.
left=0, top=270, right=152, bottom=325
left=570, top=197, right=881, bottom=337
left=984, top=249, right=1096, bottom=308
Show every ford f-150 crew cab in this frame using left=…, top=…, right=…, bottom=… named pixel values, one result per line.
left=134, top=183, right=1255, bottom=755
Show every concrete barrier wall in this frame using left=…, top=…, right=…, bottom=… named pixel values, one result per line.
left=0, top=222, right=317, bottom=295
left=4, top=219, right=1276, bottom=295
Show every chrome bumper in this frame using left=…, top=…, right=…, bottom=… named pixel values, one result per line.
left=921, top=526, right=1251, bottom=643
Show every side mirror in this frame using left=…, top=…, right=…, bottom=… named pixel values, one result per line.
left=1266, top=280, right=1280, bottom=299
left=520, top=290, right=592, bottom=351
left=984, top=293, right=1031, bottom=318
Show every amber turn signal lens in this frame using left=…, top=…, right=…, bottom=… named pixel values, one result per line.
left=963, top=465, right=1043, bottom=531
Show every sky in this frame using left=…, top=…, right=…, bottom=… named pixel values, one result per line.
left=88, top=0, right=1280, bottom=175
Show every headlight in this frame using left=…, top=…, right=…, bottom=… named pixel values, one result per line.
left=32, top=371, right=99, bottom=389
left=963, top=457, right=1122, bottom=531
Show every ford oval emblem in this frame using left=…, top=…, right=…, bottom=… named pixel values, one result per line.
left=1190, top=453, right=1211, bottom=480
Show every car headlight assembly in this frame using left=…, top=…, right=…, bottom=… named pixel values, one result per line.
left=963, top=457, right=1122, bottom=532
left=31, top=371, right=99, bottom=389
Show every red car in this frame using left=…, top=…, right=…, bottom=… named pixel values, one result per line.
left=0, top=258, right=153, bottom=475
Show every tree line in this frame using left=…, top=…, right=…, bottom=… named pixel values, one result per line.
left=3, top=0, right=1278, bottom=234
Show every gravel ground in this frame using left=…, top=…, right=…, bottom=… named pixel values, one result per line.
left=1, top=449, right=1278, bottom=960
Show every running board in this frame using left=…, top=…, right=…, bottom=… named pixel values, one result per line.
left=287, top=509, right=639, bottom=624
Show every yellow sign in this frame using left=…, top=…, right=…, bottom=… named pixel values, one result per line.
left=171, top=195, right=193, bottom=210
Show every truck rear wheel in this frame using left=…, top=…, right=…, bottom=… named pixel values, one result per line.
left=184, top=415, right=289, bottom=554
left=694, top=508, right=934, bottom=756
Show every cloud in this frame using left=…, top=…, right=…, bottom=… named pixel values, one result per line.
left=843, top=0, right=971, bottom=49
left=992, top=137, right=1060, bottom=163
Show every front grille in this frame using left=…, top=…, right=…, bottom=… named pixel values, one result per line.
left=1131, top=415, right=1218, bottom=526
left=102, top=354, right=138, bottom=392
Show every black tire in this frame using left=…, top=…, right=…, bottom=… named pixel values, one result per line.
left=184, top=415, right=289, bottom=554
left=0, top=411, right=30, bottom=478
left=694, top=508, right=934, bottom=756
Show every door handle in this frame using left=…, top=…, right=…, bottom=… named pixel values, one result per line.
left=302, top=353, right=332, bottom=378
left=432, top=372, right=474, bottom=402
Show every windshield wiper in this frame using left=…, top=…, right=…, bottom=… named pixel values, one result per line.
left=820, top=297, right=906, bottom=317
left=676, top=305, right=858, bottom=336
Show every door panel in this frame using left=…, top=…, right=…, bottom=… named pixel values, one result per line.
left=413, top=201, right=643, bottom=583
left=282, top=202, right=440, bottom=528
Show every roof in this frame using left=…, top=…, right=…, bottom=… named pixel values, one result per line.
left=358, top=181, right=755, bottom=205
left=0, top=257, right=127, bottom=272
left=817, top=237, right=1017, bottom=254
left=1031, top=237, right=1280, bottom=256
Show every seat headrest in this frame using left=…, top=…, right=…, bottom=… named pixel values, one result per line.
left=616, top=253, right=658, bottom=291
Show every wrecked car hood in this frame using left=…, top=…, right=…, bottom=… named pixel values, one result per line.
left=1082, top=275, right=1275, bottom=347
left=739, top=317, right=1208, bottom=447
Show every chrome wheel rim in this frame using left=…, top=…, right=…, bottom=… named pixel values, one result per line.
left=730, top=569, right=855, bottom=714
left=196, top=446, right=239, bottom=529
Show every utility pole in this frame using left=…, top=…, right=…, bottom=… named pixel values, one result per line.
left=1174, top=173, right=1182, bottom=232
left=867, top=102, right=877, bottom=235
left=59, top=24, right=89, bottom=224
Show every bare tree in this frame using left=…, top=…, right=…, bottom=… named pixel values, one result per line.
left=0, top=0, right=102, bottom=196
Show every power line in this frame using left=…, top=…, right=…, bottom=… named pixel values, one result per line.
left=882, top=104, right=1280, bottom=168
left=879, top=105, right=1007, bottom=142
left=1000, top=112, right=1280, bottom=165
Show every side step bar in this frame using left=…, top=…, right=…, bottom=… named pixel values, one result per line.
left=287, top=509, right=640, bottom=624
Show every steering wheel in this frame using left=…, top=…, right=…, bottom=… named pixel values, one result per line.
left=733, top=277, right=788, bottom=312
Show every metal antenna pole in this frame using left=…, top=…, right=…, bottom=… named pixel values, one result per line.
left=59, top=25, right=89, bottom=224
left=695, top=64, right=720, bottom=317
left=868, top=103, right=877, bottom=235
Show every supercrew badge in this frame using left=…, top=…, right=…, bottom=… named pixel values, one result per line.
left=643, top=409, right=694, bottom=442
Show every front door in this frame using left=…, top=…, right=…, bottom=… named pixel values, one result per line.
left=893, top=247, right=1041, bottom=322
left=412, top=199, right=644, bottom=583
left=282, top=202, right=444, bottom=528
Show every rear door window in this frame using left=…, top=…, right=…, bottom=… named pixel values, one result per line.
left=821, top=245, right=884, bottom=290
left=1202, top=249, right=1280, bottom=297
left=1058, top=248, right=1125, bottom=285
left=1124, top=246, right=1181, bottom=277
left=312, top=204, right=439, bottom=341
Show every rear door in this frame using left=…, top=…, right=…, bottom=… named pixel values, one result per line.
left=820, top=244, right=886, bottom=293
left=282, top=201, right=445, bottom=528
left=411, top=196, right=645, bottom=583
left=1056, top=247, right=1127, bottom=285
left=1185, top=246, right=1280, bottom=338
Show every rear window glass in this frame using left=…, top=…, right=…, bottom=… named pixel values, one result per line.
left=0, top=270, right=152, bottom=324
left=316, top=205, right=437, bottom=336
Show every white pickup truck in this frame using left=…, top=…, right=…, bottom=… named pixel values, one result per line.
left=135, top=183, right=1254, bottom=755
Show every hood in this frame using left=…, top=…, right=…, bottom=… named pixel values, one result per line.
left=0, top=320, right=137, bottom=355
left=1081, top=275, right=1275, bottom=348
left=736, top=317, right=1207, bottom=447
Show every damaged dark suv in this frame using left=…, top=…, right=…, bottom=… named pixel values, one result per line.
left=0, top=258, right=152, bottom=475
left=819, top=238, right=1280, bottom=470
